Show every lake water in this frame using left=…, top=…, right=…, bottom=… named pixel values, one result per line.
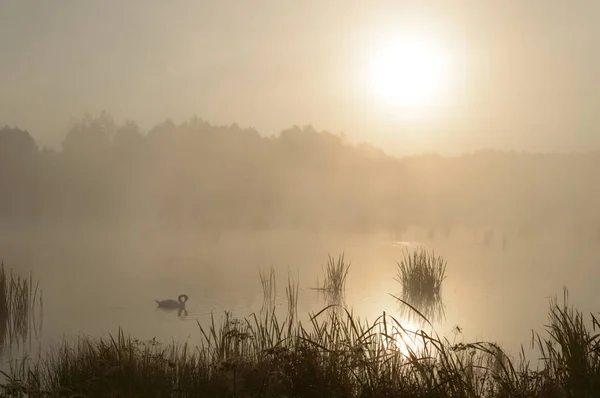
left=0, top=224, right=599, bottom=369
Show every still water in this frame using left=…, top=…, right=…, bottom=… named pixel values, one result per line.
left=0, top=225, right=598, bottom=368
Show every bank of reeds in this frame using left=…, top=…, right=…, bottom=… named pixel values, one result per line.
left=4, top=290, right=600, bottom=397
left=2, top=260, right=600, bottom=396
left=532, top=287, right=600, bottom=396
left=0, top=262, right=43, bottom=354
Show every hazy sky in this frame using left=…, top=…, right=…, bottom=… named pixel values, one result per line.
left=1, top=1, right=599, bottom=155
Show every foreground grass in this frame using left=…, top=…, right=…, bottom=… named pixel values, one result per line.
left=1, top=288, right=599, bottom=397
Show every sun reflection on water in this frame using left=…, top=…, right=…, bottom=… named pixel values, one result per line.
left=381, top=318, right=428, bottom=357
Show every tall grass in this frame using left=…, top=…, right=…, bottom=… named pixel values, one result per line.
left=2, top=329, right=207, bottom=397
left=3, top=258, right=600, bottom=396
left=532, top=287, right=600, bottom=396
left=0, top=262, right=43, bottom=355
left=285, top=272, right=298, bottom=327
left=6, top=290, right=599, bottom=397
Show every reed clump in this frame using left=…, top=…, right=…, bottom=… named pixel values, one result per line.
left=0, top=261, right=43, bottom=355
left=395, top=248, right=446, bottom=323
left=315, top=253, right=351, bottom=306
left=532, top=287, right=600, bottom=396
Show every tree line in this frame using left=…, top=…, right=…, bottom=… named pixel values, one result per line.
left=1, top=112, right=599, bottom=236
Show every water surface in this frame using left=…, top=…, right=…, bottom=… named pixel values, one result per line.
left=0, top=225, right=598, bottom=367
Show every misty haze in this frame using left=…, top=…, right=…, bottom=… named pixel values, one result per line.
left=1, top=2, right=600, bottom=397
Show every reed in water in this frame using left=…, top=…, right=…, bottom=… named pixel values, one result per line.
left=314, top=253, right=351, bottom=306
left=0, top=261, right=43, bottom=355
left=395, top=248, right=447, bottom=323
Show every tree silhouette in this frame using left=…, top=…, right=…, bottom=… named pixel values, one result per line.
left=0, top=112, right=598, bottom=235
left=0, top=126, right=38, bottom=162
left=61, top=112, right=115, bottom=156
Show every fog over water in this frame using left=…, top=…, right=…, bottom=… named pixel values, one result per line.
left=1, top=118, right=599, bottom=367
left=2, top=3, right=600, bottom=387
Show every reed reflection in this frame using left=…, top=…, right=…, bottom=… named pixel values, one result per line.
left=0, top=263, right=43, bottom=356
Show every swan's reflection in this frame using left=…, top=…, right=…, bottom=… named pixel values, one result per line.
left=156, top=305, right=188, bottom=318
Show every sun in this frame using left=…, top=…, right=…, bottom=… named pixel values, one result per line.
left=367, top=34, right=449, bottom=111
left=382, top=320, right=426, bottom=357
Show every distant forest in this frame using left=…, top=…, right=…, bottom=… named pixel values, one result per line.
left=1, top=112, right=599, bottom=235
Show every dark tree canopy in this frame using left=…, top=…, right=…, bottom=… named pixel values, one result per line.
left=61, top=112, right=116, bottom=155
left=0, top=125, right=38, bottom=160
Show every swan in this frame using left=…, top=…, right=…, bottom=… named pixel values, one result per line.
left=155, top=294, right=188, bottom=309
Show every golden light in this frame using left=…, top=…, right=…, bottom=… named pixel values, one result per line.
left=366, top=33, right=450, bottom=111
left=383, top=321, right=425, bottom=357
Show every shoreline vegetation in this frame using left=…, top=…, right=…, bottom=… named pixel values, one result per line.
left=0, top=262, right=43, bottom=357
left=0, top=253, right=599, bottom=397
left=2, top=117, right=600, bottom=238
